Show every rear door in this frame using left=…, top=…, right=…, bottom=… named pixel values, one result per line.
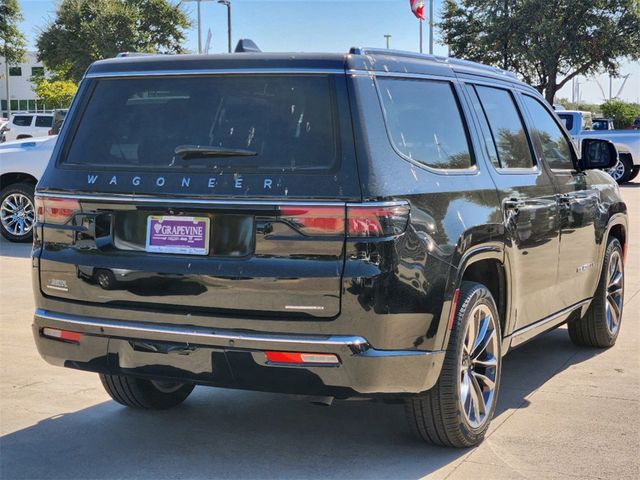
left=36, top=72, right=360, bottom=320
left=465, top=83, right=562, bottom=330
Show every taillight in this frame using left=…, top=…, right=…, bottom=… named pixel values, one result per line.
left=277, top=202, right=409, bottom=238
left=347, top=204, right=410, bottom=237
left=35, top=196, right=80, bottom=224
left=278, top=206, right=346, bottom=235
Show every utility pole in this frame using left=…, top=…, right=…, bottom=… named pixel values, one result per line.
left=217, top=0, right=232, bottom=53
left=185, top=0, right=214, bottom=54
left=609, top=74, right=613, bottom=100
left=429, top=0, right=434, bottom=54
left=384, top=34, right=392, bottom=49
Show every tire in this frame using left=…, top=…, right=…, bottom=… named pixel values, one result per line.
left=0, top=183, right=36, bottom=243
left=99, top=374, right=195, bottom=409
left=94, top=269, right=117, bottom=290
left=628, top=166, right=639, bottom=182
left=405, top=281, right=502, bottom=447
left=605, top=154, right=633, bottom=184
left=568, top=237, right=624, bottom=348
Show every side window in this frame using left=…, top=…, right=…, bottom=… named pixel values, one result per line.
left=35, top=116, right=53, bottom=128
left=522, top=96, right=574, bottom=170
left=475, top=85, right=534, bottom=169
left=378, top=78, right=473, bottom=169
left=466, top=86, right=500, bottom=169
left=12, top=115, right=33, bottom=127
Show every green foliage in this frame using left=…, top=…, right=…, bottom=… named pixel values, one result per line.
left=600, top=99, right=640, bottom=129
left=440, top=0, right=640, bottom=103
left=0, top=0, right=26, bottom=65
left=555, top=98, right=602, bottom=114
left=37, top=0, right=191, bottom=82
left=33, top=77, right=78, bottom=109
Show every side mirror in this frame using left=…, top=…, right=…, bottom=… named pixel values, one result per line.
left=580, top=139, right=618, bottom=170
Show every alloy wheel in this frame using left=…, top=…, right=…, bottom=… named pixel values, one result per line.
left=459, top=304, right=500, bottom=429
left=605, top=251, right=624, bottom=335
left=606, top=160, right=625, bottom=181
left=1, top=193, right=35, bottom=237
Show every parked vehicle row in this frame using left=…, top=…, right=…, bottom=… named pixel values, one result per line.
left=0, top=136, right=55, bottom=241
left=558, top=110, right=640, bottom=184
left=30, top=47, right=627, bottom=448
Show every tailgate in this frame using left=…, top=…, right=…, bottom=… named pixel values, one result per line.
left=37, top=197, right=347, bottom=318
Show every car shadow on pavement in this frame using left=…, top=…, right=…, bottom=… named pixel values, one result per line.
left=0, top=238, right=32, bottom=259
left=0, top=328, right=603, bottom=480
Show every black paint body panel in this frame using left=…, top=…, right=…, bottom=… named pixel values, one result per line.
left=31, top=50, right=628, bottom=398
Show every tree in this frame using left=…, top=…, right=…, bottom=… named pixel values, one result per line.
left=1, top=0, right=27, bottom=116
left=37, top=0, right=191, bottom=82
left=440, top=0, right=640, bottom=103
left=600, top=99, right=640, bottom=129
left=33, top=78, right=78, bottom=109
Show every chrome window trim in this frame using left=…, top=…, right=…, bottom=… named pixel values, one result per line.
left=84, top=68, right=347, bottom=78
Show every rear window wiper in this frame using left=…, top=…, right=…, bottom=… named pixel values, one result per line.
left=174, top=145, right=257, bottom=159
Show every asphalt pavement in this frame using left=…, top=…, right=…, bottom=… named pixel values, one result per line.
left=1, top=183, right=639, bottom=480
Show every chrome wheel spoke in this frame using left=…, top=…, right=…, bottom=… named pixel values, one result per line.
left=1, top=192, right=35, bottom=236
left=458, top=303, right=499, bottom=429
left=472, top=371, right=495, bottom=390
left=473, top=354, right=497, bottom=369
left=603, top=251, right=623, bottom=335
left=469, top=373, right=486, bottom=419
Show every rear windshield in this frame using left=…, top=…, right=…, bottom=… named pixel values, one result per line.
left=62, top=75, right=339, bottom=172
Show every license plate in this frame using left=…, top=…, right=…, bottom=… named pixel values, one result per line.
left=146, top=216, right=210, bottom=255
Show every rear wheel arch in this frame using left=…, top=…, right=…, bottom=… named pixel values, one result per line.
left=1, top=172, right=38, bottom=191
left=460, top=258, right=508, bottom=338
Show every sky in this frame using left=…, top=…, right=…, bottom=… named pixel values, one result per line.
left=15, top=0, right=640, bottom=104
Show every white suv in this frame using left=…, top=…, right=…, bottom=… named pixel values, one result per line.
left=1, top=113, right=54, bottom=143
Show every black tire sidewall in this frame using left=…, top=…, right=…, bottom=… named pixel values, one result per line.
left=0, top=183, right=36, bottom=243
left=595, top=239, right=624, bottom=344
left=445, top=282, right=502, bottom=441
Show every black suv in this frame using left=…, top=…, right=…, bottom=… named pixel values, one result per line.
left=32, top=47, right=627, bottom=447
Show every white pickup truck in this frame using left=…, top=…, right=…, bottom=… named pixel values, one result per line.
left=557, top=110, right=640, bottom=184
left=0, top=136, right=56, bottom=242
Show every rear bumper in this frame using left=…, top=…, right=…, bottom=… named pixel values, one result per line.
left=33, top=309, right=445, bottom=398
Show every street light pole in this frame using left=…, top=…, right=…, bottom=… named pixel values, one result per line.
left=429, top=0, right=434, bottom=55
left=218, top=0, right=232, bottom=53
left=384, top=34, right=391, bottom=49
left=197, top=0, right=202, bottom=54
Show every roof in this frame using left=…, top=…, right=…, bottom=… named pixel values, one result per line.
left=85, top=47, right=530, bottom=89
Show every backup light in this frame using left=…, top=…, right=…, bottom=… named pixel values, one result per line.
left=42, top=327, right=82, bottom=343
left=265, top=351, right=340, bottom=365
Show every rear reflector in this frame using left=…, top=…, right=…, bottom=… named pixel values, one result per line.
left=42, top=327, right=81, bottom=343
left=35, top=196, right=80, bottom=225
left=448, top=288, right=461, bottom=330
left=278, top=202, right=409, bottom=237
left=265, top=351, right=340, bottom=365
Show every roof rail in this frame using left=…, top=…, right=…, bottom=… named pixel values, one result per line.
left=349, top=47, right=518, bottom=79
left=115, top=52, right=169, bottom=58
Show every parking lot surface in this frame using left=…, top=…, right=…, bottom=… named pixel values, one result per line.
left=1, top=184, right=639, bottom=480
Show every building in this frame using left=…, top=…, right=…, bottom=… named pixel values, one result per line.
left=1, top=52, right=48, bottom=118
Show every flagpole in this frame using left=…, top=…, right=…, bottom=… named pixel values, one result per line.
left=429, top=0, right=434, bottom=54
left=419, top=19, right=423, bottom=53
